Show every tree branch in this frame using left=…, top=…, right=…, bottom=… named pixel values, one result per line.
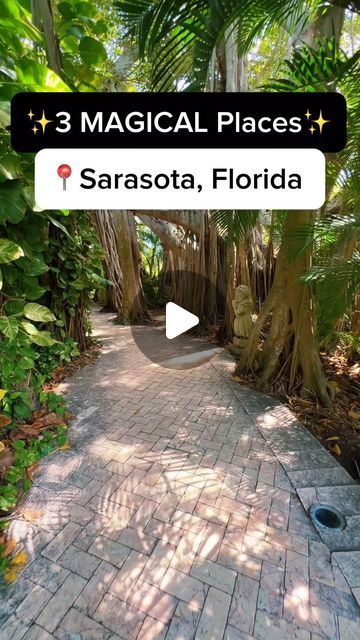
left=138, top=215, right=184, bottom=252
left=134, top=210, right=204, bottom=236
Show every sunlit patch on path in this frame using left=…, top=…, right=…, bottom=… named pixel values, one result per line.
left=1, top=310, right=359, bottom=640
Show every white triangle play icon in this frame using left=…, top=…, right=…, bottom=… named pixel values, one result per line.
left=166, top=302, right=199, bottom=340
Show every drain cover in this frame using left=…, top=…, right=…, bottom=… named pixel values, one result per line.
left=309, top=504, right=346, bottom=532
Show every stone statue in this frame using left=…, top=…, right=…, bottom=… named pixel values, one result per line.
left=232, top=285, right=253, bottom=348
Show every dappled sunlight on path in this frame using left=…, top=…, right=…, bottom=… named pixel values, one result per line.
left=1, top=310, right=359, bottom=640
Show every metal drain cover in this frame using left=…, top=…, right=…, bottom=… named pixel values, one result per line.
left=309, top=503, right=346, bottom=532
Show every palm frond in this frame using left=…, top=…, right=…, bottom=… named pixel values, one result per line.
left=303, top=253, right=360, bottom=339
left=265, top=37, right=346, bottom=92
left=210, top=210, right=258, bottom=244
left=115, top=0, right=320, bottom=91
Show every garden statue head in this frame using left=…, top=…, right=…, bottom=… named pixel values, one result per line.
left=234, top=284, right=251, bottom=304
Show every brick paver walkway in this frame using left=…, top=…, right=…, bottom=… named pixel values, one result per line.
left=1, top=311, right=359, bottom=640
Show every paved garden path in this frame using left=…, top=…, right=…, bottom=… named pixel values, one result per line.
left=1, top=310, right=360, bottom=640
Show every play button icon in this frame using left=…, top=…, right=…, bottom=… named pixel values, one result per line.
left=130, top=268, right=227, bottom=369
left=166, top=302, right=199, bottom=339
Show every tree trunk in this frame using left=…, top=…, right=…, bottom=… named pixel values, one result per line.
left=113, top=211, right=149, bottom=324
left=299, top=4, right=345, bottom=47
left=220, top=25, right=250, bottom=338
left=236, top=1, right=346, bottom=405
left=220, top=242, right=236, bottom=342
left=225, top=26, right=248, bottom=92
left=237, top=211, right=332, bottom=406
left=215, top=39, right=227, bottom=92
left=352, top=292, right=360, bottom=338
left=139, top=211, right=223, bottom=328
left=92, top=210, right=124, bottom=313
left=237, top=237, right=252, bottom=290
left=32, top=0, right=62, bottom=76
left=205, top=221, right=219, bottom=322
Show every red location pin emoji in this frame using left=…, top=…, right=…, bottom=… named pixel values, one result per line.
left=57, top=164, right=72, bottom=191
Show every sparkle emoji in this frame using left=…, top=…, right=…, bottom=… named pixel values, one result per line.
left=35, top=110, right=53, bottom=134
left=313, top=110, right=331, bottom=134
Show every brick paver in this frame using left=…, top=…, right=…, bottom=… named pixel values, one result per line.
left=1, top=310, right=360, bottom=640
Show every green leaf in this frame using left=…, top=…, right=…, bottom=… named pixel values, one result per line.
left=12, top=440, right=25, bottom=451
left=14, top=58, right=71, bottom=92
left=93, top=20, right=107, bottom=36
left=40, top=444, right=53, bottom=456
left=58, top=20, right=85, bottom=40
left=0, top=153, right=21, bottom=182
left=19, top=357, right=35, bottom=369
left=4, top=299, right=25, bottom=315
left=21, top=321, right=38, bottom=335
left=0, top=17, right=42, bottom=44
left=29, top=331, right=56, bottom=346
left=24, top=258, right=49, bottom=277
left=61, top=34, right=80, bottom=55
left=79, top=36, right=107, bottom=66
left=0, top=267, right=2, bottom=290
left=57, top=434, right=67, bottom=446
left=5, top=466, right=23, bottom=484
left=23, top=285, right=47, bottom=301
left=75, top=1, right=98, bottom=17
left=0, top=180, right=26, bottom=224
left=24, top=303, right=56, bottom=323
left=48, top=216, right=72, bottom=239
left=23, top=478, right=32, bottom=491
left=0, top=316, right=19, bottom=340
left=0, top=0, right=22, bottom=19
left=58, top=1, right=76, bottom=20
left=70, top=278, right=85, bottom=290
